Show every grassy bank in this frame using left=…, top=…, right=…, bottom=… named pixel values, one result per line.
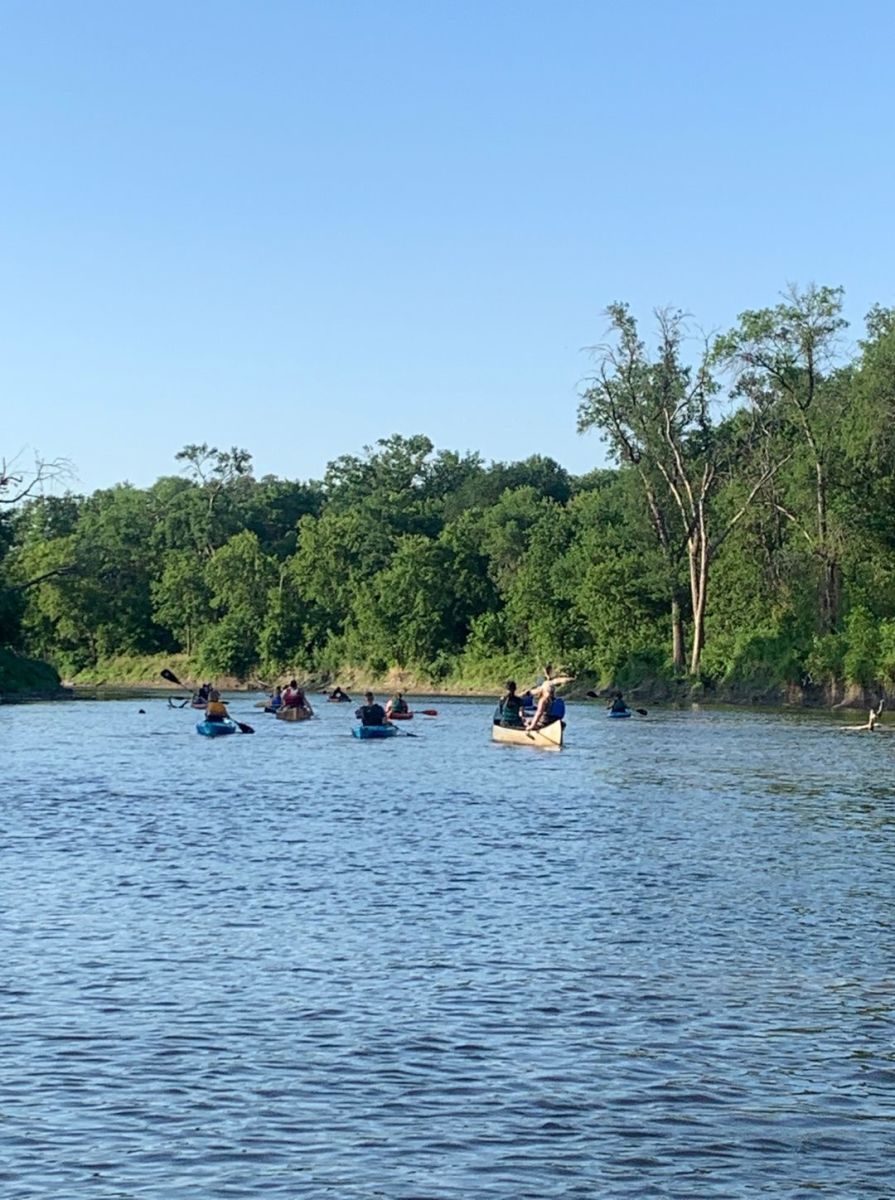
left=62, top=653, right=877, bottom=710
left=0, top=649, right=63, bottom=696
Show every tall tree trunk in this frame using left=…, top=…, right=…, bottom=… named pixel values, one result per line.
left=671, top=598, right=684, bottom=673
left=689, top=548, right=709, bottom=677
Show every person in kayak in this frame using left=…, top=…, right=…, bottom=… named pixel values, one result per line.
left=205, top=689, right=229, bottom=723
left=267, top=685, right=283, bottom=711
left=386, top=692, right=409, bottom=717
left=608, top=691, right=628, bottom=714
left=329, top=686, right=351, bottom=702
left=356, top=692, right=387, bottom=726
left=495, top=681, right=525, bottom=727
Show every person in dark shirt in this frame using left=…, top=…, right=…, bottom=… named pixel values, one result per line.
left=495, top=680, right=525, bottom=727
left=355, top=691, right=387, bottom=726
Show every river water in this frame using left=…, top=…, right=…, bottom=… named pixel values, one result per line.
left=1, top=697, right=893, bottom=1198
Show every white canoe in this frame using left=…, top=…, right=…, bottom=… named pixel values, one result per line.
left=491, top=720, right=564, bottom=749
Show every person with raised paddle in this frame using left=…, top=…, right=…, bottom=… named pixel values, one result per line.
left=843, top=698, right=885, bottom=731
left=161, top=669, right=254, bottom=733
left=523, top=663, right=572, bottom=730
left=526, top=676, right=557, bottom=730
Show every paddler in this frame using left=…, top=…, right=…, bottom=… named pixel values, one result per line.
left=205, top=689, right=229, bottom=723
left=355, top=692, right=387, bottom=727
left=495, top=681, right=525, bottom=727
left=386, top=691, right=409, bottom=717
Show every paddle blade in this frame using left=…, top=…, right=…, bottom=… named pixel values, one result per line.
left=236, top=721, right=255, bottom=734
left=635, top=708, right=648, bottom=716
left=161, top=668, right=183, bottom=687
left=419, top=709, right=438, bottom=716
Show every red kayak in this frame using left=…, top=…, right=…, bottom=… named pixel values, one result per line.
left=388, top=711, right=414, bottom=720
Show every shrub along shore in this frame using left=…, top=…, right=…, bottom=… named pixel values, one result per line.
left=5, top=287, right=895, bottom=707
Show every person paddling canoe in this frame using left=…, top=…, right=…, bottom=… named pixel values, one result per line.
left=495, top=681, right=525, bottom=728
left=524, top=663, right=572, bottom=729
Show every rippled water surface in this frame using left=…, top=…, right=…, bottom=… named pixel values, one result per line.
left=2, top=697, right=894, bottom=1198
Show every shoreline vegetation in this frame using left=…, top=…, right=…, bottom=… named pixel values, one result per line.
left=1, top=651, right=884, bottom=713
left=5, top=287, right=895, bottom=710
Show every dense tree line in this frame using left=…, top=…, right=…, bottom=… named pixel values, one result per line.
left=3, top=285, right=895, bottom=696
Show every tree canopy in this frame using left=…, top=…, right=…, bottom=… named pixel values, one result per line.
left=4, top=284, right=895, bottom=697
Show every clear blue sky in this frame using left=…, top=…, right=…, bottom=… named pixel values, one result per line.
left=3, top=0, right=893, bottom=494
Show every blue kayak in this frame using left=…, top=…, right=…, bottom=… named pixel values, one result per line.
left=607, top=709, right=632, bottom=719
left=196, top=720, right=237, bottom=737
left=352, top=724, right=398, bottom=739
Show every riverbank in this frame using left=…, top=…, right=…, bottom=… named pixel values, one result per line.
left=54, top=653, right=885, bottom=711
left=0, top=649, right=69, bottom=701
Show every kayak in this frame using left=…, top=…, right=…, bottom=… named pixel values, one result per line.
left=191, top=701, right=207, bottom=710
left=276, top=706, right=313, bottom=722
left=196, top=720, right=237, bottom=737
left=608, top=709, right=632, bottom=719
left=352, top=724, right=398, bottom=739
left=491, top=720, right=564, bottom=749
left=328, top=696, right=352, bottom=703
left=388, top=711, right=413, bottom=720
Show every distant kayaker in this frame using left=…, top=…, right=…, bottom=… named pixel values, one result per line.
left=197, top=682, right=211, bottom=703
left=495, top=681, right=525, bottom=727
left=205, top=689, right=229, bottom=723
left=267, top=685, right=283, bottom=711
left=386, top=691, right=409, bottom=716
left=608, top=691, right=628, bottom=715
left=356, top=692, right=387, bottom=726
left=329, top=686, right=351, bottom=702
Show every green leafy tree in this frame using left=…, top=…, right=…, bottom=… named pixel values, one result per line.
left=714, top=284, right=848, bottom=632
left=199, top=530, right=276, bottom=677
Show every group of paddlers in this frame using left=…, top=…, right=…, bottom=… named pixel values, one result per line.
left=494, top=664, right=573, bottom=731
left=261, top=683, right=410, bottom=725
left=264, top=680, right=315, bottom=716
